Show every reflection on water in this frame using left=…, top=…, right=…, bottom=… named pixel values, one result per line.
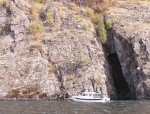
left=0, top=100, right=150, bottom=114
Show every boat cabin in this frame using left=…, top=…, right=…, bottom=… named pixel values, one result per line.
left=81, top=91, right=103, bottom=98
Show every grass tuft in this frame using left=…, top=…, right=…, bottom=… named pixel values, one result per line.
left=29, top=19, right=43, bottom=40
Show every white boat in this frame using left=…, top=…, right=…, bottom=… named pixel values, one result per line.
left=71, top=91, right=110, bottom=102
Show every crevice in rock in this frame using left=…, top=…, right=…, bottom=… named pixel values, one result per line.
left=86, top=46, right=92, bottom=61
left=3, top=23, right=11, bottom=35
left=108, top=53, right=131, bottom=99
left=57, top=67, right=64, bottom=89
left=6, top=7, right=11, bottom=16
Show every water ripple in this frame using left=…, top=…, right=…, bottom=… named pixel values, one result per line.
left=0, top=100, right=150, bottom=114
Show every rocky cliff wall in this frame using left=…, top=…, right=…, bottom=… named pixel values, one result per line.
left=106, top=1, right=150, bottom=99
left=1, top=0, right=149, bottom=100
left=0, top=0, right=113, bottom=100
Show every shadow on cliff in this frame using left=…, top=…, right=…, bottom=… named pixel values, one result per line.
left=107, top=53, right=131, bottom=99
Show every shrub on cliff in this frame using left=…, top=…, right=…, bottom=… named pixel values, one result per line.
left=97, top=4, right=107, bottom=13
left=30, top=2, right=44, bottom=19
left=29, top=19, right=43, bottom=40
left=59, top=9, right=66, bottom=20
left=31, top=2, right=44, bottom=13
left=86, top=7, right=94, bottom=18
left=84, top=23, right=92, bottom=31
left=105, top=20, right=112, bottom=30
left=46, top=11, right=54, bottom=26
left=97, top=15, right=107, bottom=44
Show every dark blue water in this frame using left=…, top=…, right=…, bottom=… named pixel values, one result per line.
left=0, top=100, right=150, bottom=114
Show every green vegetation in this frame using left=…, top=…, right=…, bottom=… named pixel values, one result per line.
left=46, top=11, right=54, bottom=25
left=59, top=9, right=66, bottom=20
left=76, top=43, right=83, bottom=63
left=86, top=7, right=94, bottom=18
left=105, top=20, right=113, bottom=30
left=29, top=19, right=43, bottom=40
left=97, top=15, right=107, bottom=44
left=97, top=4, right=107, bottom=13
left=76, top=43, right=91, bottom=65
left=29, top=19, right=43, bottom=34
left=84, top=23, right=92, bottom=31
left=30, top=2, right=44, bottom=20
left=84, top=1, right=116, bottom=44
left=29, top=1, right=45, bottom=40
left=31, top=2, right=44, bottom=14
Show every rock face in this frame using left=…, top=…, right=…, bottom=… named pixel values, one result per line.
left=0, top=0, right=112, bottom=99
left=106, top=1, right=150, bottom=99
left=1, top=0, right=149, bottom=100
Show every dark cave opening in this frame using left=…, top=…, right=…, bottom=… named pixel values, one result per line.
left=108, top=53, right=131, bottom=99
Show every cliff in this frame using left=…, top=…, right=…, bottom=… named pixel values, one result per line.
left=106, top=0, right=150, bottom=99
left=0, top=0, right=112, bottom=100
left=0, top=0, right=149, bottom=100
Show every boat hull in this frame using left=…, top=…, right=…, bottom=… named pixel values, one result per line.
left=72, top=97, right=110, bottom=103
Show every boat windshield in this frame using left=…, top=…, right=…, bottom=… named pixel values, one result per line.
left=82, top=93, right=93, bottom=96
left=82, top=92, right=102, bottom=98
left=82, top=94, right=89, bottom=96
left=93, top=93, right=102, bottom=98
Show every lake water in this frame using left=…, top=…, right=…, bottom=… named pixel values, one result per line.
left=0, top=100, right=150, bottom=114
